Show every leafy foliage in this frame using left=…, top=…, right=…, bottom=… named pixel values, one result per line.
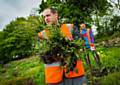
left=0, top=16, right=41, bottom=63
left=37, top=24, right=84, bottom=72
left=39, top=0, right=110, bottom=22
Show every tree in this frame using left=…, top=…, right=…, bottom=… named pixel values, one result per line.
left=0, top=16, right=41, bottom=63
left=38, top=0, right=110, bottom=23
left=109, top=15, right=120, bottom=33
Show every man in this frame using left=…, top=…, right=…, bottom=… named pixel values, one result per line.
left=80, top=23, right=101, bottom=66
left=38, top=7, right=87, bottom=85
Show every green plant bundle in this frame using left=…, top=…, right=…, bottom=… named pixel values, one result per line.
left=38, top=24, right=84, bottom=72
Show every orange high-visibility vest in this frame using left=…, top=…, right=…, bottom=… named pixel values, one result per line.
left=38, top=29, right=49, bottom=39
left=45, top=62, right=63, bottom=83
left=61, top=24, right=73, bottom=37
left=38, top=29, right=63, bottom=84
left=64, top=60, right=85, bottom=78
left=38, top=24, right=85, bottom=83
left=61, top=24, right=85, bottom=78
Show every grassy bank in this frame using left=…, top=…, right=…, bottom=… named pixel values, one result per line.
left=0, top=56, right=46, bottom=85
left=0, top=47, right=120, bottom=85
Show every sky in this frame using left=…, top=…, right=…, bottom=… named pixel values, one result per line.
left=0, top=0, right=41, bottom=31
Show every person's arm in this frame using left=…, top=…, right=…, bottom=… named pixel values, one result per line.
left=89, top=28, right=96, bottom=51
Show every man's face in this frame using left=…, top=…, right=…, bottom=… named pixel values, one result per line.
left=43, top=9, right=58, bottom=25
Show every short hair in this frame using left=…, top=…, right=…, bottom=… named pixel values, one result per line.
left=44, top=7, right=57, bottom=14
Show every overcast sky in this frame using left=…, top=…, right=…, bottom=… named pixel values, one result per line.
left=0, top=0, right=41, bottom=31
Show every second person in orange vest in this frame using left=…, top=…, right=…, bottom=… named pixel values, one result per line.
left=38, top=7, right=87, bottom=85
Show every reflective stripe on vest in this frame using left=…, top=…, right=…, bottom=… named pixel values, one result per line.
left=64, top=60, right=85, bottom=78
left=61, top=24, right=74, bottom=40
left=38, top=29, right=49, bottom=39
left=45, top=62, right=61, bottom=67
left=45, top=62, right=63, bottom=83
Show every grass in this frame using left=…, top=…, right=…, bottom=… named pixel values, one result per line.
left=99, top=72, right=120, bottom=85
left=0, top=56, right=46, bottom=85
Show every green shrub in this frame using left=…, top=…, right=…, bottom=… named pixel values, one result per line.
left=100, top=72, right=120, bottom=85
left=100, top=47, right=120, bottom=72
